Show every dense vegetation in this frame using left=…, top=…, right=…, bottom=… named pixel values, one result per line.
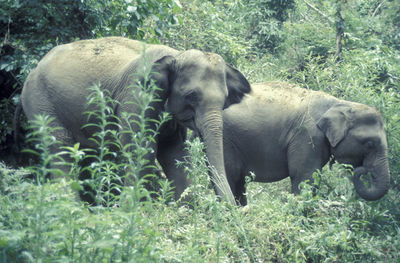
left=1, top=0, right=400, bottom=261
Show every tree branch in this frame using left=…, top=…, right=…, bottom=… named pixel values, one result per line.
left=335, top=1, right=344, bottom=62
left=302, top=0, right=335, bottom=25
left=372, top=0, right=386, bottom=17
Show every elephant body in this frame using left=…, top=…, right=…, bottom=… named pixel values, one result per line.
left=223, top=81, right=390, bottom=205
left=19, top=37, right=251, bottom=204
left=22, top=38, right=180, bottom=153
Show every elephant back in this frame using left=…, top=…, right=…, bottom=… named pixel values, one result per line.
left=37, top=37, right=147, bottom=83
left=250, top=82, right=329, bottom=108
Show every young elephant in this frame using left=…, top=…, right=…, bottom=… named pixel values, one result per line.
left=223, top=81, right=391, bottom=205
left=16, top=37, right=251, bottom=204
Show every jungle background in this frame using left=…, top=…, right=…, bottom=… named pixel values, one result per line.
left=1, top=0, right=400, bottom=262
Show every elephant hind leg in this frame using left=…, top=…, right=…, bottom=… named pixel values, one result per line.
left=41, top=119, right=76, bottom=179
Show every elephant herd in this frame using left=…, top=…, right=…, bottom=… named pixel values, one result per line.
left=14, top=37, right=391, bottom=205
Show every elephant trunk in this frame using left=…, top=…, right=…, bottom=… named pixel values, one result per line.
left=196, top=109, right=236, bottom=205
left=353, top=151, right=390, bottom=201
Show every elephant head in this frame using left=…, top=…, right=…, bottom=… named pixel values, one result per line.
left=317, top=103, right=390, bottom=201
left=149, top=50, right=251, bottom=203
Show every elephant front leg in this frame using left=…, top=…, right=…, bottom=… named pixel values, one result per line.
left=287, top=134, right=330, bottom=194
left=157, top=133, right=191, bottom=202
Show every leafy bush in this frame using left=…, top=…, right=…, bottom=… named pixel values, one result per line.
left=164, top=0, right=250, bottom=66
left=240, top=0, right=295, bottom=54
left=0, top=0, right=180, bottom=79
left=165, top=0, right=295, bottom=65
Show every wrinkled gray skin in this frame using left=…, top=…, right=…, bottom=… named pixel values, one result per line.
left=19, top=37, right=251, bottom=204
left=223, top=82, right=390, bottom=205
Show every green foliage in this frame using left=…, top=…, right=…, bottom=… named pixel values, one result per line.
left=164, top=0, right=250, bottom=66
left=79, top=85, right=124, bottom=206
left=278, top=0, right=400, bottom=73
left=0, top=0, right=180, bottom=80
left=2, top=155, right=400, bottom=261
left=0, top=98, right=15, bottom=151
left=165, top=0, right=294, bottom=65
left=23, top=115, right=65, bottom=184
left=240, top=0, right=295, bottom=54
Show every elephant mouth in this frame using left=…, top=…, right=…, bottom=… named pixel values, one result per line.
left=333, top=156, right=363, bottom=168
left=180, top=117, right=196, bottom=131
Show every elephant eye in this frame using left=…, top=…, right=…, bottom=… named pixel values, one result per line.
left=184, top=91, right=199, bottom=106
left=364, top=140, right=375, bottom=149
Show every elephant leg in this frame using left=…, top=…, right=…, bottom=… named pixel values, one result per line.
left=47, top=121, right=75, bottom=178
left=287, top=136, right=329, bottom=194
left=233, top=176, right=247, bottom=206
left=115, top=108, right=164, bottom=203
left=225, top=153, right=247, bottom=205
left=46, top=120, right=97, bottom=203
left=117, top=120, right=157, bottom=179
left=157, top=133, right=190, bottom=201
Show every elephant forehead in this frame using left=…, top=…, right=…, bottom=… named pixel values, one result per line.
left=354, top=111, right=383, bottom=127
left=204, top=52, right=224, bottom=65
left=175, top=62, right=225, bottom=84
left=350, top=103, right=382, bottom=124
left=173, top=72, right=227, bottom=97
left=177, top=50, right=224, bottom=68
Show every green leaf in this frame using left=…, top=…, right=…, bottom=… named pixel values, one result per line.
left=173, top=0, right=182, bottom=9
left=0, top=237, right=7, bottom=247
left=71, top=181, right=84, bottom=191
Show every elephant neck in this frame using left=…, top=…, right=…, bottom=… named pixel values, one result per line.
left=311, top=97, right=340, bottom=123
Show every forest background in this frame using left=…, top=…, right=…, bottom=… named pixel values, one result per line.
left=1, top=0, right=400, bottom=262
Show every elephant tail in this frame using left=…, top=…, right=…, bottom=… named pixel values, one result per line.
left=13, top=99, right=23, bottom=150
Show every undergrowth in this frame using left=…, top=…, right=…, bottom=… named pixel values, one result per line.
left=2, top=151, right=399, bottom=262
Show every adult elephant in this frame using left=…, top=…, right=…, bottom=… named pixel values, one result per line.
left=17, top=37, right=251, bottom=204
left=222, top=81, right=391, bottom=205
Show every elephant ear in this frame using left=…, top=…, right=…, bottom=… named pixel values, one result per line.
left=150, top=56, right=176, bottom=99
left=224, top=64, right=251, bottom=109
left=317, top=104, right=353, bottom=147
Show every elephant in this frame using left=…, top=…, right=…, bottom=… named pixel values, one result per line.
left=222, top=81, right=391, bottom=205
left=15, top=37, right=251, bottom=204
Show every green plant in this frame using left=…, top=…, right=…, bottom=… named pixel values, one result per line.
left=0, top=116, right=83, bottom=262
left=164, top=0, right=249, bottom=66
left=0, top=97, right=17, bottom=152
left=23, top=115, right=65, bottom=184
left=241, top=0, right=295, bottom=54
left=78, top=84, right=123, bottom=207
